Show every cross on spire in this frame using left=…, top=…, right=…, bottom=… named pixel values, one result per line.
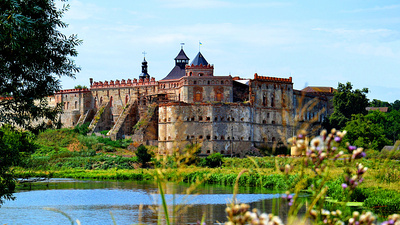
left=142, top=51, right=147, bottom=58
left=180, top=43, right=185, bottom=49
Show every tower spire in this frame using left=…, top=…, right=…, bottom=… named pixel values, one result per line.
left=139, top=51, right=150, bottom=79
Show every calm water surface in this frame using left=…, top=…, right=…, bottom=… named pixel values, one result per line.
left=0, top=178, right=291, bottom=225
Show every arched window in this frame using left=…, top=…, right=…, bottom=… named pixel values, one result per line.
left=75, top=101, right=77, bottom=109
left=110, top=96, right=113, bottom=107
left=125, top=95, right=129, bottom=104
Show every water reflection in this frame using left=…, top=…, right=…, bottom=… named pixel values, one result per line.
left=1, top=179, right=298, bottom=225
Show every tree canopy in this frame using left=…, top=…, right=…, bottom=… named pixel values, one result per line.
left=0, top=0, right=80, bottom=205
left=0, top=0, right=81, bottom=129
left=343, top=112, right=391, bottom=150
left=328, top=82, right=369, bottom=130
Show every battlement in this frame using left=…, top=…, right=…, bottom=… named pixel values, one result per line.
left=253, top=73, right=292, bottom=83
left=91, top=77, right=157, bottom=89
left=185, top=64, right=214, bottom=69
left=56, top=88, right=91, bottom=94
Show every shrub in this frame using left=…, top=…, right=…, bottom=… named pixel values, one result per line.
left=73, top=122, right=90, bottom=135
left=199, top=153, right=224, bottom=168
left=136, top=145, right=151, bottom=167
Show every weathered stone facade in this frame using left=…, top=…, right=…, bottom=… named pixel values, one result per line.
left=55, top=48, right=334, bottom=155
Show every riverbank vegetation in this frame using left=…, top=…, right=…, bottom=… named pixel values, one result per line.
left=11, top=127, right=400, bottom=218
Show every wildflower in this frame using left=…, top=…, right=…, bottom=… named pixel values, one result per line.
left=348, top=145, right=357, bottom=152
left=341, top=183, right=348, bottom=189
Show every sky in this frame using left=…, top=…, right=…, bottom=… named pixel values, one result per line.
left=57, top=0, right=400, bottom=103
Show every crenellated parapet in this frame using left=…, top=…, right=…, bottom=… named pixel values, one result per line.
left=185, top=64, right=214, bottom=69
left=56, top=88, right=91, bottom=94
left=91, top=77, right=157, bottom=89
left=253, top=73, right=292, bottom=83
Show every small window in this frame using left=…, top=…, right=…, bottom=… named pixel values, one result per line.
left=208, top=81, right=210, bottom=85
left=214, top=136, right=218, bottom=140
left=221, top=81, right=223, bottom=84
left=206, top=117, right=211, bottom=121
left=221, top=150, right=225, bottom=154
left=262, top=120, right=266, bottom=124
left=191, top=117, right=195, bottom=121
left=191, top=135, right=195, bottom=139
left=168, top=117, right=171, bottom=122
left=206, top=135, right=211, bottom=140
left=187, top=136, right=190, bottom=140
left=221, top=136, right=225, bottom=140
left=199, top=135, right=203, bottom=139
left=206, top=150, right=210, bottom=154
left=194, top=81, right=197, bottom=85
left=272, top=121, right=275, bottom=124
left=241, top=118, right=244, bottom=121
left=214, top=116, right=218, bottom=121
left=232, top=118, right=235, bottom=121
left=248, top=137, right=251, bottom=141
left=199, top=116, right=203, bottom=121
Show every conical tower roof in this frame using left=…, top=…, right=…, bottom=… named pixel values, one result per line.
left=162, top=48, right=190, bottom=80
left=175, top=49, right=189, bottom=60
left=190, top=52, right=209, bottom=66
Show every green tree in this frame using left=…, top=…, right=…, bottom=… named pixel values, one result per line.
left=385, top=110, right=400, bottom=142
left=74, top=85, right=88, bottom=89
left=343, top=113, right=391, bottom=150
left=136, top=145, right=151, bottom=168
left=370, top=99, right=390, bottom=108
left=0, top=0, right=81, bottom=130
left=328, top=82, right=369, bottom=130
left=0, top=125, right=36, bottom=204
left=391, top=100, right=400, bottom=111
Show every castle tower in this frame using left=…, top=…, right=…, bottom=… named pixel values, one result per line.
left=185, top=51, right=214, bottom=77
left=139, top=57, right=150, bottom=79
left=161, top=48, right=190, bottom=80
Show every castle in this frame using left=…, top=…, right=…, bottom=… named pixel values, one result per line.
left=55, top=48, right=335, bottom=155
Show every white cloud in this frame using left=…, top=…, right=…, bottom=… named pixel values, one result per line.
left=312, top=28, right=400, bottom=42
left=342, top=4, right=400, bottom=13
left=57, top=0, right=105, bottom=21
left=345, top=43, right=398, bottom=58
left=159, top=0, right=291, bottom=9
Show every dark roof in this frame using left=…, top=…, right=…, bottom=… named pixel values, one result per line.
left=161, top=65, right=186, bottom=80
left=175, top=49, right=189, bottom=60
left=366, top=107, right=389, bottom=112
left=190, top=52, right=209, bottom=66
left=301, top=86, right=335, bottom=93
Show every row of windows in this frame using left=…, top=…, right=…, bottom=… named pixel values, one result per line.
left=257, top=84, right=291, bottom=91
left=160, top=116, right=276, bottom=124
left=160, top=135, right=252, bottom=141
left=64, top=101, right=78, bottom=110
left=162, top=135, right=278, bottom=142
left=159, top=116, right=247, bottom=123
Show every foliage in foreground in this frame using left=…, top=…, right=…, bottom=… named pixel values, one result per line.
left=0, top=125, right=36, bottom=204
left=0, top=0, right=81, bottom=129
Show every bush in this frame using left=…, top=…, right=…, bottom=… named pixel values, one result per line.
left=0, top=125, right=37, bottom=203
left=136, top=145, right=151, bottom=167
left=199, top=153, right=224, bottom=168
left=73, top=122, right=90, bottom=135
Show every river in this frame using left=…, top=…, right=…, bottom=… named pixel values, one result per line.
left=0, top=178, right=291, bottom=225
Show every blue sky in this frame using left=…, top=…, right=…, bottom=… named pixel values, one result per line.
left=57, top=0, right=400, bottom=102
